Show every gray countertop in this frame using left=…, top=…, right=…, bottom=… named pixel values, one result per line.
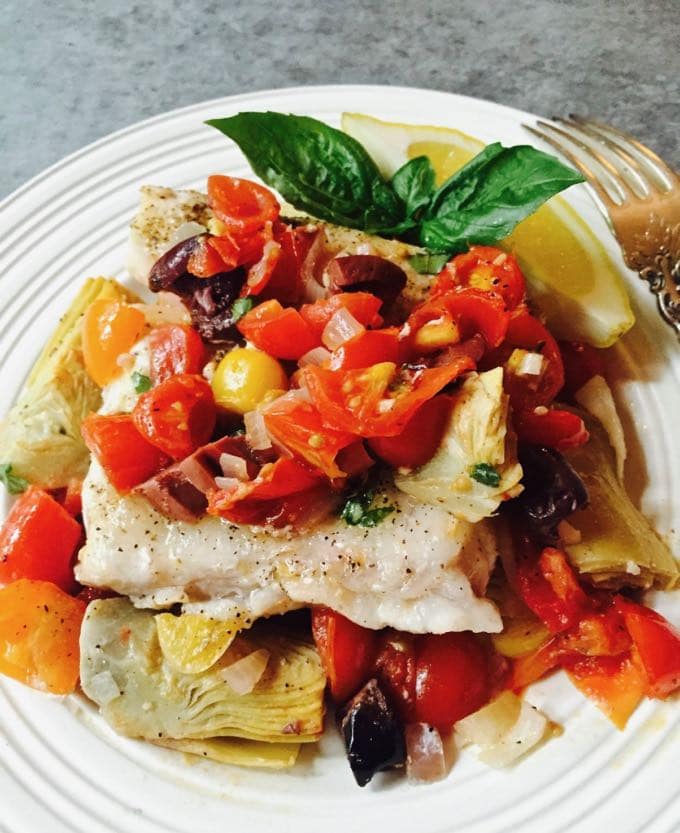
left=3, top=0, right=678, bottom=198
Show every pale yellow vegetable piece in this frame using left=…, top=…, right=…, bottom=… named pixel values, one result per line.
left=211, top=347, right=288, bottom=415
left=155, top=613, right=242, bottom=674
left=341, top=112, right=634, bottom=347
left=155, top=736, right=300, bottom=769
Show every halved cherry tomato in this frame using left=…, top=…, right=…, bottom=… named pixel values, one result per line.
left=559, top=340, right=606, bottom=399
left=187, top=235, right=234, bottom=278
left=243, top=233, right=282, bottom=296
left=374, top=632, right=417, bottom=722
left=82, top=299, right=146, bottom=387
left=312, top=607, right=378, bottom=703
left=303, top=356, right=473, bottom=437
left=237, top=300, right=316, bottom=360
left=214, top=483, right=336, bottom=528
left=433, top=246, right=526, bottom=311
left=82, top=413, right=171, bottom=491
left=0, top=579, right=86, bottom=694
left=614, top=597, right=680, bottom=698
left=207, top=175, right=280, bottom=237
left=300, top=292, right=384, bottom=341
left=565, top=652, right=646, bottom=729
left=414, top=632, right=492, bottom=731
left=515, top=408, right=589, bottom=451
left=262, top=394, right=357, bottom=479
left=0, top=487, right=81, bottom=592
left=329, top=328, right=402, bottom=370
left=133, top=374, right=216, bottom=460
left=368, top=394, right=451, bottom=469
left=149, top=324, right=207, bottom=384
left=261, top=224, right=321, bottom=304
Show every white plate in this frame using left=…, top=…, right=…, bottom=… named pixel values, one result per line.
left=0, top=85, right=678, bottom=833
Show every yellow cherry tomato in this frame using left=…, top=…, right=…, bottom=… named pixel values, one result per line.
left=211, top=347, right=288, bottom=415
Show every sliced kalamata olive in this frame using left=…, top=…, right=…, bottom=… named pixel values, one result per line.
left=432, top=334, right=486, bottom=367
left=171, top=269, right=247, bottom=342
left=328, top=255, right=407, bottom=307
left=337, top=678, right=405, bottom=787
left=148, top=235, right=205, bottom=292
left=512, top=444, right=589, bottom=544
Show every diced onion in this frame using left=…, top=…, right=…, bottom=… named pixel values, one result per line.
left=405, top=723, right=448, bottom=783
left=86, top=670, right=120, bottom=705
left=168, top=221, right=208, bottom=248
left=299, top=346, right=332, bottom=367
left=220, top=649, right=270, bottom=695
left=244, top=410, right=272, bottom=450
left=214, top=476, right=241, bottom=491
left=219, top=453, right=249, bottom=481
left=116, top=352, right=135, bottom=371
left=518, top=351, right=545, bottom=376
left=133, top=291, right=191, bottom=326
left=321, top=308, right=364, bottom=350
left=286, top=385, right=313, bottom=404
left=575, top=374, right=627, bottom=482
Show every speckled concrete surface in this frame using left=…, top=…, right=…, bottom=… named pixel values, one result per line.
left=2, top=0, right=678, bottom=198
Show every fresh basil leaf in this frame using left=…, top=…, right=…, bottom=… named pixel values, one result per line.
left=470, top=462, right=501, bottom=487
left=231, top=297, right=254, bottom=323
left=421, top=144, right=585, bottom=253
left=391, top=156, right=435, bottom=218
left=339, top=488, right=395, bottom=527
left=358, top=506, right=395, bottom=527
left=131, top=372, right=152, bottom=394
left=206, top=112, right=404, bottom=232
left=408, top=252, right=450, bottom=275
left=0, top=463, right=29, bottom=495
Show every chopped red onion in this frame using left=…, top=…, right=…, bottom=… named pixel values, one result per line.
left=244, top=410, right=272, bottom=450
left=219, top=453, right=249, bottom=481
left=322, top=308, right=364, bottom=350
left=299, top=346, right=332, bottom=367
left=214, top=476, right=241, bottom=491
left=220, top=649, right=270, bottom=695
left=405, top=723, right=447, bottom=783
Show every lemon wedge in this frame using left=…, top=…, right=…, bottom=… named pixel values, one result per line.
left=341, top=113, right=634, bottom=347
left=155, top=613, right=242, bottom=674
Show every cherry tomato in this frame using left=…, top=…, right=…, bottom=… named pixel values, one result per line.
left=82, top=299, right=146, bottom=387
left=559, top=340, right=607, bottom=399
left=207, top=175, right=280, bottom=237
left=262, top=224, right=322, bottom=304
left=132, top=374, right=216, bottom=460
left=515, top=408, right=589, bottom=451
left=311, top=607, right=378, bottom=703
left=149, top=324, right=207, bottom=384
left=433, top=246, right=526, bottom=310
left=414, top=632, right=492, bottom=730
left=564, top=652, right=646, bottom=729
left=187, top=235, right=235, bottom=278
left=243, top=234, right=282, bottom=296
left=213, top=483, right=336, bottom=529
left=368, top=394, right=451, bottom=469
left=81, top=413, right=171, bottom=491
left=329, top=328, right=402, bottom=370
left=374, top=632, right=417, bottom=722
left=300, top=292, right=384, bottom=341
left=237, top=300, right=316, bottom=360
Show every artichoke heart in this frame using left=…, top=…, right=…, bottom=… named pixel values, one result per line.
left=395, top=368, right=523, bottom=522
left=80, top=598, right=326, bottom=745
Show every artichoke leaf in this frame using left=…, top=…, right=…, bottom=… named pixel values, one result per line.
left=154, top=736, right=300, bottom=769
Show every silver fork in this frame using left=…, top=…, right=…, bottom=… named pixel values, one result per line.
left=524, top=115, right=680, bottom=340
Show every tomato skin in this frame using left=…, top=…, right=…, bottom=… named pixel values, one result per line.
left=368, top=394, right=451, bottom=469
left=81, top=413, right=171, bottom=492
left=614, top=597, right=680, bottom=698
left=133, top=374, right=216, bottom=460
left=149, top=324, right=206, bottom=384
left=82, top=299, right=146, bottom=387
left=300, top=292, right=384, bottom=341
left=515, top=408, right=589, bottom=451
left=311, top=607, right=378, bottom=703
left=187, top=236, right=234, bottom=278
left=262, top=224, right=321, bottom=304
left=433, top=247, right=526, bottom=311
left=564, top=652, right=646, bottom=729
left=414, top=632, right=492, bottom=731
left=374, top=632, right=417, bottom=722
left=0, top=579, right=86, bottom=694
left=207, top=175, right=280, bottom=237
left=329, top=328, right=402, bottom=370
left=237, top=300, right=316, bottom=360
left=0, top=487, right=81, bottom=593
left=559, top=340, right=606, bottom=399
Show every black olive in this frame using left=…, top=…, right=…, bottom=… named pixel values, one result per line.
left=512, top=445, right=589, bottom=544
left=170, top=270, right=247, bottom=343
left=327, top=255, right=407, bottom=308
left=337, top=678, right=405, bottom=787
left=148, top=235, right=205, bottom=292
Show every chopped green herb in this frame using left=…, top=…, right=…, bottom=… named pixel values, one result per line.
left=131, top=372, right=152, bottom=393
left=231, top=297, right=255, bottom=323
left=409, top=252, right=450, bottom=274
left=470, top=462, right=501, bottom=487
left=0, top=463, right=29, bottom=495
left=340, top=488, right=394, bottom=527
left=358, top=506, right=395, bottom=527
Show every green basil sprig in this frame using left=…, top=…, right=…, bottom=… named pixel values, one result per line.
left=207, top=112, right=584, bottom=255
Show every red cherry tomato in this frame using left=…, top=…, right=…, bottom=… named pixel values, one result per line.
left=299, top=292, right=384, bottom=341
left=558, top=340, right=607, bottom=399
left=187, top=236, right=234, bottom=278
left=207, top=175, right=280, bottom=237
left=414, top=632, right=492, bottom=730
left=433, top=246, right=526, bottom=310
left=368, top=394, right=451, bottom=469
left=149, top=324, right=207, bottom=384
left=374, top=632, right=417, bottom=722
left=329, top=328, right=402, bottom=370
left=261, top=224, right=321, bottom=304
left=515, top=408, right=589, bottom=451
left=132, top=374, right=216, bottom=460
left=237, top=300, right=316, bottom=360
left=311, top=607, right=378, bottom=703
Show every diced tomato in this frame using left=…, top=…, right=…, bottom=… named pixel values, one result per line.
left=187, top=236, right=235, bottom=278
left=414, top=632, right=492, bottom=731
left=559, top=340, right=606, bottom=399
left=132, top=374, right=216, bottom=460
left=0, top=579, right=86, bottom=694
left=237, top=300, right=317, bottom=360
left=374, top=632, right=417, bottom=722
left=216, top=483, right=336, bottom=528
left=149, top=324, right=207, bottom=384
left=243, top=235, right=282, bottom=297
left=515, top=408, right=589, bottom=451
left=261, top=224, right=321, bottom=304
left=334, top=441, right=375, bottom=477
left=300, top=292, right=384, bottom=341
left=82, top=413, right=171, bottom=491
left=433, top=246, right=526, bottom=311
left=311, top=607, right=378, bottom=703
left=565, top=653, right=646, bottom=729
left=262, top=395, right=357, bottom=479
left=614, top=597, right=680, bottom=698
left=303, top=356, right=473, bottom=438
left=560, top=606, right=631, bottom=657
left=0, top=487, right=81, bottom=592
left=329, top=328, right=402, bottom=370
left=508, top=636, right=562, bottom=690
left=368, top=394, right=451, bottom=469
left=207, top=175, right=280, bottom=238
left=82, top=299, right=146, bottom=387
